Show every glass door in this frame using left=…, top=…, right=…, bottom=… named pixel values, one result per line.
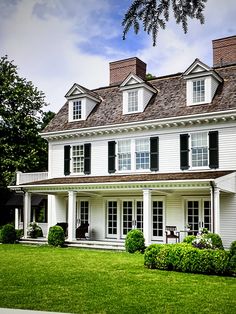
left=122, top=201, right=133, bottom=237
left=186, top=199, right=211, bottom=235
left=187, top=200, right=199, bottom=235
left=152, top=201, right=164, bottom=240
left=107, top=201, right=118, bottom=238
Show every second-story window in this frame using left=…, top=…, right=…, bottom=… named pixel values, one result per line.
left=193, top=79, right=205, bottom=103
left=118, top=140, right=131, bottom=171
left=128, top=90, right=138, bottom=112
left=72, top=145, right=84, bottom=173
left=73, top=101, right=82, bottom=120
left=191, top=132, right=208, bottom=167
left=135, top=139, right=150, bottom=170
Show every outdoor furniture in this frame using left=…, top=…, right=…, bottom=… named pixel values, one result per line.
left=76, top=222, right=89, bottom=239
left=165, top=226, right=180, bottom=243
left=56, top=222, right=68, bottom=236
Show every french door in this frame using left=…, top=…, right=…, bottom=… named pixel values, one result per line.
left=77, top=200, right=89, bottom=226
left=151, top=200, right=164, bottom=241
left=186, top=199, right=211, bottom=235
left=122, top=200, right=143, bottom=238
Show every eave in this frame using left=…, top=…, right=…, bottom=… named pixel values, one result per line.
left=40, top=109, right=236, bottom=141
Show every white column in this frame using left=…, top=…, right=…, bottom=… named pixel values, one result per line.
left=143, top=189, right=152, bottom=246
left=67, top=191, right=76, bottom=242
left=15, top=208, right=19, bottom=230
left=214, top=187, right=220, bottom=234
left=23, top=192, right=31, bottom=238
left=210, top=185, right=214, bottom=233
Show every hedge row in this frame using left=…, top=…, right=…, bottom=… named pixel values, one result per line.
left=144, top=243, right=235, bottom=275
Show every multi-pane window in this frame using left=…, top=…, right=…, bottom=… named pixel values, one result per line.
left=152, top=201, right=163, bottom=237
left=136, top=201, right=143, bottom=231
left=136, top=139, right=150, bottom=170
left=73, top=101, right=82, bottom=120
left=193, top=80, right=205, bottom=103
left=118, top=140, right=131, bottom=171
left=128, top=90, right=138, bottom=112
left=191, top=132, right=208, bottom=167
left=72, top=145, right=84, bottom=173
left=122, top=201, right=133, bottom=235
left=107, top=201, right=117, bottom=236
left=80, top=201, right=89, bottom=224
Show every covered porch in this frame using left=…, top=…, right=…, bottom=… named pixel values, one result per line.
left=12, top=171, right=236, bottom=248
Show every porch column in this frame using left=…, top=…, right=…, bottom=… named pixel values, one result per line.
left=67, top=191, right=77, bottom=242
left=23, top=192, right=31, bottom=238
left=143, top=189, right=152, bottom=246
left=15, top=208, right=19, bottom=230
left=214, top=187, right=220, bottom=234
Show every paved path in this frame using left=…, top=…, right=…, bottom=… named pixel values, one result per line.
left=0, top=309, right=70, bottom=314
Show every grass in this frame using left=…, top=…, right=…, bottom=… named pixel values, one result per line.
left=0, top=245, right=235, bottom=313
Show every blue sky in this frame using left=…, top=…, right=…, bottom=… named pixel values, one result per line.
left=0, top=0, right=236, bottom=113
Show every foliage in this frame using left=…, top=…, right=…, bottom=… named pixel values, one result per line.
left=0, top=55, right=52, bottom=187
left=27, top=222, right=43, bottom=238
left=146, top=73, right=156, bottom=80
left=144, top=243, right=230, bottom=275
left=0, top=224, right=16, bottom=243
left=205, top=233, right=224, bottom=249
left=192, top=233, right=213, bottom=249
left=125, top=229, right=145, bottom=253
left=122, top=0, right=207, bottom=46
left=16, top=229, right=23, bottom=241
left=0, top=246, right=236, bottom=313
left=230, top=240, right=236, bottom=257
left=48, top=225, right=65, bottom=247
left=183, top=235, right=196, bottom=244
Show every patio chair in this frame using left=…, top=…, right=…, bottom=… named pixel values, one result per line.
left=165, top=226, right=180, bottom=243
left=76, top=222, right=89, bottom=239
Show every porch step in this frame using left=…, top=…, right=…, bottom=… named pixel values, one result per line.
left=66, top=240, right=126, bottom=251
left=19, top=238, right=47, bottom=245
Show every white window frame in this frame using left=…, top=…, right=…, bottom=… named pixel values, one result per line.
left=73, top=100, right=82, bottom=120
left=192, top=79, right=205, bottom=104
left=68, top=99, right=85, bottom=121
left=71, top=145, right=84, bottom=174
left=117, top=138, right=150, bottom=172
left=127, top=90, right=138, bottom=113
left=190, top=132, right=209, bottom=169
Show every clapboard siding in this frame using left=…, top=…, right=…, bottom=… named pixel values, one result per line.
left=220, top=193, right=236, bottom=248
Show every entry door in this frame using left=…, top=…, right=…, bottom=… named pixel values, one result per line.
left=107, top=201, right=118, bottom=238
left=121, top=200, right=143, bottom=238
left=152, top=200, right=164, bottom=241
left=186, top=199, right=211, bottom=235
left=77, top=200, right=89, bottom=226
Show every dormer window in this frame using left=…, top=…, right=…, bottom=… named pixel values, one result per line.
left=128, top=90, right=138, bottom=112
left=183, top=59, right=222, bottom=106
left=73, top=101, right=82, bottom=120
left=193, top=79, right=205, bottom=103
left=120, top=73, right=156, bottom=115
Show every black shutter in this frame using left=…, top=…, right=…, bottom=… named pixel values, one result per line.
left=209, top=131, right=219, bottom=169
left=180, top=134, right=189, bottom=170
left=150, top=137, right=159, bottom=171
left=108, top=141, right=116, bottom=173
left=64, top=145, right=71, bottom=175
left=84, top=143, right=91, bottom=174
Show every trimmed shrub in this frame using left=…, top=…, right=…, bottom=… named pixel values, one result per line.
left=205, top=233, right=224, bottom=250
left=192, top=234, right=213, bottom=249
left=125, top=229, right=145, bottom=253
left=16, top=229, right=24, bottom=241
left=183, top=235, right=196, bottom=244
left=0, top=224, right=16, bottom=244
left=144, top=243, right=230, bottom=275
left=229, top=240, right=236, bottom=257
left=28, top=222, right=43, bottom=238
left=48, top=225, right=65, bottom=247
left=144, top=244, right=163, bottom=269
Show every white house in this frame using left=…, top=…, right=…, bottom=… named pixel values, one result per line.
left=12, top=35, right=236, bottom=248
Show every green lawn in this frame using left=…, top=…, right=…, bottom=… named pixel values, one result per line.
left=0, top=245, right=235, bottom=313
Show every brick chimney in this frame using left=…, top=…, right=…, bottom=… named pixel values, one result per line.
left=109, top=57, right=146, bottom=85
left=213, top=35, right=236, bottom=67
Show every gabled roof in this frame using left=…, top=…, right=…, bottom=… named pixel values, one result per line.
left=65, top=83, right=100, bottom=102
left=43, top=65, right=236, bottom=134
left=120, top=72, right=157, bottom=93
left=183, top=58, right=223, bottom=82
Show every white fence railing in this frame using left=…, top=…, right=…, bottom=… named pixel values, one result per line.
left=16, top=171, right=48, bottom=185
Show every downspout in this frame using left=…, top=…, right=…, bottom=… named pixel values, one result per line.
left=210, top=180, right=215, bottom=233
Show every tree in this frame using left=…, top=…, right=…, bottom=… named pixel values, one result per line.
left=0, top=55, right=52, bottom=188
left=122, top=0, right=208, bottom=46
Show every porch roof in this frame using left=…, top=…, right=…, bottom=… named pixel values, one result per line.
left=20, top=170, right=233, bottom=187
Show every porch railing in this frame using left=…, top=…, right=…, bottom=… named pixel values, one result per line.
left=16, top=171, right=48, bottom=185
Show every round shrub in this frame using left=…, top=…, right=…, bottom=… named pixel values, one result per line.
left=183, top=235, right=196, bottom=244
left=205, top=233, right=224, bottom=250
left=229, top=240, right=236, bottom=257
left=144, top=244, right=163, bottom=268
left=0, top=224, right=16, bottom=244
left=28, top=222, right=43, bottom=238
left=125, top=229, right=145, bottom=253
left=48, top=225, right=65, bottom=247
left=228, top=254, right=236, bottom=275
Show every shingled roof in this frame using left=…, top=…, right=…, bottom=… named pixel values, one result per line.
left=43, top=64, right=236, bottom=134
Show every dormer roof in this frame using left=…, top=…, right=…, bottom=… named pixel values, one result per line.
left=65, top=83, right=100, bottom=102
left=120, top=73, right=157, bottom=93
